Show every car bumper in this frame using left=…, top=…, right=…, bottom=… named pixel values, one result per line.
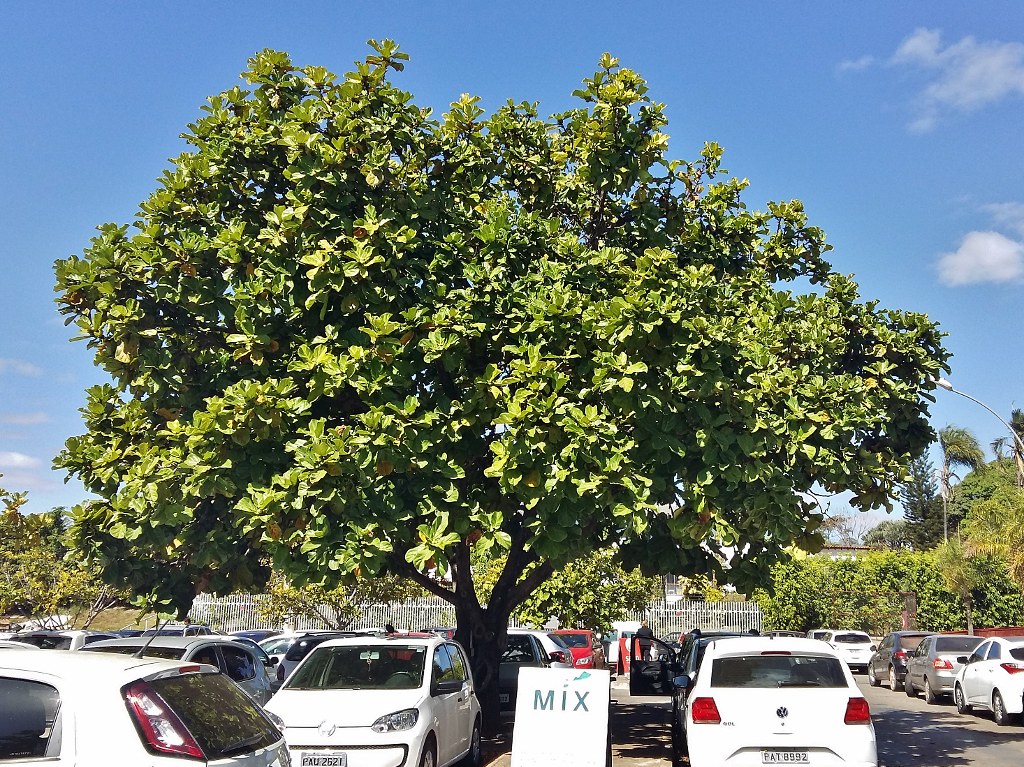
left=687, top=735, right=877, bottom=767
left=282, top=726, right=421, bottom=767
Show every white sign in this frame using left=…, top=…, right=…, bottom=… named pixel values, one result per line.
left=510, top=667, right=610, bottom=767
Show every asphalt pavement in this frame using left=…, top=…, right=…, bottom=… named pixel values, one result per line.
left=482, top=675, right=674, bottom=767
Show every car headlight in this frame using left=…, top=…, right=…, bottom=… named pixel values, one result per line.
left=371, top=708, right=419, bottom=732
left=577, top=656, right=592, bottom=665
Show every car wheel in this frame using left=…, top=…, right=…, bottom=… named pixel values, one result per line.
left=954, top=683, right=971, bottom=714
left=419, top=739, right=437, bottom=767
left=992, top=689, right=1017, bottom=726
left=867, top=664, right=880, bottom=687
left=460, top=719, right=482, bottom=767
left=923, top=677, right=937, bottom=705
left=904, top=673, right=916, bottom=697
left=888, top=666, right=899, bottom=691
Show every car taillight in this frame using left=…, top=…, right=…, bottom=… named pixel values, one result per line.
left=1000, top=663, right=1024, bottom=674
left=932, top=658, right=954, bottom=670
left=844, top=697, right=871, bottom=724
left=124, top=681, right=204, bottom=758
left=893, top=651, right=907, bottom=661
left=690, top=697, right=721, bottom=724
left=551, top=651, right=568, bottom=664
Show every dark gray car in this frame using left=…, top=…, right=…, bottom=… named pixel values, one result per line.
left=867, top=630, right=933, bottom=690
left=904, top=633, right=985, bottom=703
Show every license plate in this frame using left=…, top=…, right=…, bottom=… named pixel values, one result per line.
left=300, top=752, right=347, bottom=767
left=762, top=750, right=808, bottom=763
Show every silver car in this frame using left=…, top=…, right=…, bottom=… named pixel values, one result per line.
left=904, top=633, right=985, bottom=703
left=82, top=636, right=275, bottom=705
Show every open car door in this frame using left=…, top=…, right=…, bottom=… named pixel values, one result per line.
left=628, top=636, right=678, bottom=697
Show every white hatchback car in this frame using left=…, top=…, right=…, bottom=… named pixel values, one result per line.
left=823, top=630, right=875, bottom=673
left=953, top=635, right=1024, bottom=725
left=266, top=633, right=481, bottom=767
left=675, top=636, right=877, bottom=766
left=0, top=649, right=289, bottom=765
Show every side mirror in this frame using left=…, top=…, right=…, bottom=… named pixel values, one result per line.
left=264, top=656, right=279, bottom=667
left=870, top=645, right=876, bottom=652
left=671, top=675, right=691, bottom=691
left=956, top=655, right=969, bottom=664
left=433, top=679, right=462, bottom=696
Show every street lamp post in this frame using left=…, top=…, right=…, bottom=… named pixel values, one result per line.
left=935, top=377, right=1024, bottom=490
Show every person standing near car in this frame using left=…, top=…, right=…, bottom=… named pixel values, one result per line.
left=635, top=620, right=654, bottom=660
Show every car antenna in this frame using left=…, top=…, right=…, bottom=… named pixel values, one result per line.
left=133, top=616, right=172, bottom=659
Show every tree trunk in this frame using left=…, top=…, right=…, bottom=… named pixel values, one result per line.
left=453, top=598, right=511, bottom=737
left=964, top=592, right=974, bottom=636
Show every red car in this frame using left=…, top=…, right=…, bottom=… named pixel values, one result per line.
left=552, top=629, right=606, bottom=669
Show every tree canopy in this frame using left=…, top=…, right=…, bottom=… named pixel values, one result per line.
left=55, top=43, right=948, bottom=728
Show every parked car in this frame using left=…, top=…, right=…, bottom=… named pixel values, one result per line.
left=82, top=635, right=275, bottom=704
left=822, top=630, right=875, bottom=673
left=273, top=631, right=357, bottom=687
left=765, top=630, right=806, bottom=638
left=806, top=629, right=835, bottom=641
left=499, top=629, right=573, bottom=720
left=266, top=633, right=482, bottom=767
left=904, top=633, right=985, bottom=703
left=8, top=629, right=120, bottom=650
left=953, top=635, right=1024, bottom=725
left=510, top=628, right=574, bottom=665
left=0, top=648, right=288, bottom=764
left=140, top=622, right=216, bottom=637
left=672, top=636, right=877, bottom=766
left=230, top=628, right=282, bottom=643
left=867, top=630, right=933, bottom=690
left=420, top=626, right=457, bottom=639
left=551, top=629, right=607, bottom=669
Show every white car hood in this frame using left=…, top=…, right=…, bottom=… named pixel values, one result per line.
left=266, top=688, right=428, bottom=728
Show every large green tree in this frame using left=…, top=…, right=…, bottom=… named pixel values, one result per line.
left=54, top=44, right=948, bottom=730
left=900, top=454, right=944, bottom=549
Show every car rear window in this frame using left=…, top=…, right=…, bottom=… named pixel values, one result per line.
left=832, top=633, right=869, bottom=644
left=85, top=645, right=187, bottom=660
left=1010, top=647, right=1024, bottom=661
left=0, top=677, right=61, bottom=759
left=146, top=672, right=280, bottom=757
left=711, top=654, right=849, bottom=688
left=288, top=645, right=426, bottom=690
left=556, top=633, right=590, bottom=648
left=10, top=635, right=72, bottom=650
left=898, top=635, right=930, bottom=650
left=284, top=634, right=349, bottom=661
left=935, top=636, right=984, bottom=653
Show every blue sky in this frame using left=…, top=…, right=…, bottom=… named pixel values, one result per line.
left=2, top=1, right=1022, bottom=529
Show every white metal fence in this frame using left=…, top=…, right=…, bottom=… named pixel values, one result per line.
left=190, top=593, right=761, bottom=635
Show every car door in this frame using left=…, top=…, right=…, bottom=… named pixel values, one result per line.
left=431, top=644, right=460, bottom=765
left=907, top=637, right=929, bottom=690
left=628, top=636, right=677, bottom=697
left=871, top=634, right=892, bottom=678
left=963, top=641, right=991, bottom=704
left=443, top=643, right=474, bottom=757
left=979, top=640, right=1004, bottom=707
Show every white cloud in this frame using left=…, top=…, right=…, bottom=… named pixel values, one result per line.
left=983, top=202, right=1024, bottom=237
left=837, top=55, right=875, bottom=73
left=0, top=412, right=49, bottom=425
left=0, top=358, right=43, bottom=377
left=937, top=230, right=1024, bottom=285
left=889, top=28, right=1024, bottom=131
left=0, top=451, right=43, bottom=470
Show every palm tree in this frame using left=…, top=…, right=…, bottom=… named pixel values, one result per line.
left=1010, top=409, right=1024, bottom=489
left=938, top=426, right=984, bottom=540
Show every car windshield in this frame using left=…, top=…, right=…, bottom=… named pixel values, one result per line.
left=832, top=633, right=870, bottom=644
left=546, top=633, right=570, bottom=649
left=711, top=654, right=849, bottom=688
left=934, top=636, right=984, bottom=653
left=556, top=633, right=590, bottom=648
left=260, top=636, right=293, bottom=654
left=287, top=645, right=426, bottom=690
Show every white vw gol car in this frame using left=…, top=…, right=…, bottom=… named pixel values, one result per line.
left=265, top=633, right=482, bottom=767
left=953, top=635, right=1024, bottom=726
left=674, top=636, right=877, bottom=766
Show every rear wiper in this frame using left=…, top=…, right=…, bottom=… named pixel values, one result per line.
left=220, top=733, right=265, bottom=756
left=778, top=680, right=821, bottom=687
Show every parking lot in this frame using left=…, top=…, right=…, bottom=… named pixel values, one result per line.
left=484, top=674, right=1024, bottom=767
